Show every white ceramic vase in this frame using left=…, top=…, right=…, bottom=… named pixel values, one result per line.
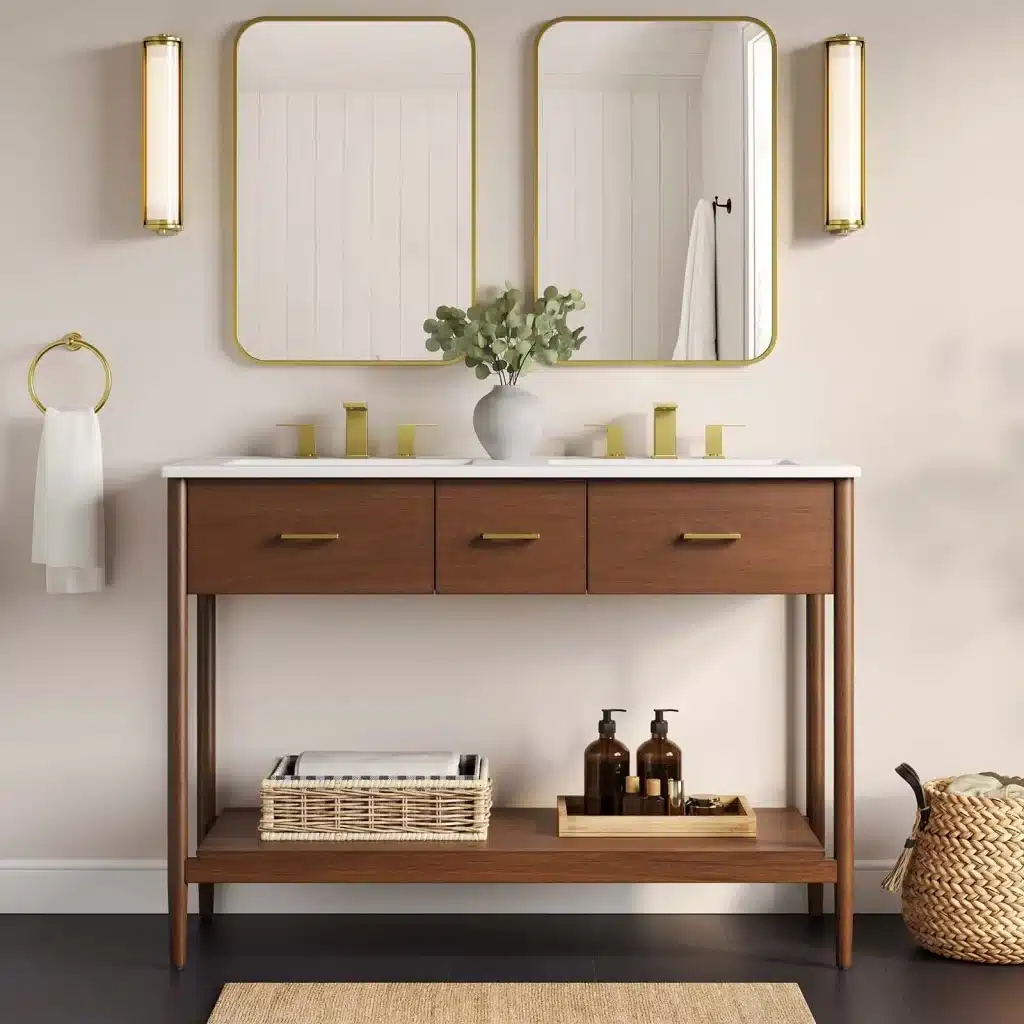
left=472, top=384, right=542, bottom=460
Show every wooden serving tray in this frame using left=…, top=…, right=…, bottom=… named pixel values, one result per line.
left=557, top=795, right=757, bottom=838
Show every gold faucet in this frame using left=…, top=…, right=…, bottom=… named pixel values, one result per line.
left=277, top=422, right=318, bottom=459
left=396, top=423, right=437, bottom=458
left=704, top=423, right=744, bottom=459
left=344, top=402, right=369, bottom=458
left=653, top=404, right=677, bottom=459
left=586, top=423, right=626, bottom=458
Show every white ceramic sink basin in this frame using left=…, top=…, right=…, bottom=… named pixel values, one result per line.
left=225, top=457, right=472, bottom=467
left=545, top=457, right=791, bottom=467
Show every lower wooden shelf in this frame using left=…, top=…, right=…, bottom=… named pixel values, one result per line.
left=187, top=807, right=835, bottom=885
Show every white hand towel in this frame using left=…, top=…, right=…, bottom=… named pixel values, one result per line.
left=294, top=751, right=462, bottom=777
left=32, top=409, right=105, bottom=594
left=672, top=198, right=717, bottom=361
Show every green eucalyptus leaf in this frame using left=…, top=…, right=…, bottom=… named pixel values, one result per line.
left=575, top=299, right=586, bottom=310
left=465, top=355, right=481, bottom=368
left=545, top=299, right=560, bottom=315
left=423, top=318, right=439, bottom=333
left=506, top=288, right=523, bottom=307
left=425, top=336, right=442, bottom=352
left=475, top=363, right=491, bottom=380
left=568, top=288, right=582, bottom=301
left=494, top=359, right=508, bottom=371
left=543, top=285, right=558, bottom=300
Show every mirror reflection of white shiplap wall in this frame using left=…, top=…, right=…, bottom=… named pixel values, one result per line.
left=538, top=21, right=762, bottom=362
left=236, top=21, right=472, bottom=361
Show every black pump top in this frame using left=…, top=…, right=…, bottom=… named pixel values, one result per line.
left=650, top=708, right=679, bottom=736
left=599, top=709, right=627, bottom=738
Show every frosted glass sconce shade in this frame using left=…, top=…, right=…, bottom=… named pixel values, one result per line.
left=143, top=35, right=182, bottom=234
left=825, top=35, right=865, bottom=234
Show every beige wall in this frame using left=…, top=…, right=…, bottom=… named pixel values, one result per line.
left=3, top=0, right=1023, bottom=910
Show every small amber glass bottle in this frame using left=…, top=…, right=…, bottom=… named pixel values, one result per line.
left=622, top=775, right=645, bottom=815
left=643, top=778, right=666, bottom=815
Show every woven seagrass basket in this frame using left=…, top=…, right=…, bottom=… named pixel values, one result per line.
left=259, top=755, right=492, bottom=841
left=898, top=778, right=1024, bottom=964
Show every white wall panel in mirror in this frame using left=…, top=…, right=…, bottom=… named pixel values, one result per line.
left=235, top=18, right=474, bottom=363
left=536, top=18, right=775, bottom=365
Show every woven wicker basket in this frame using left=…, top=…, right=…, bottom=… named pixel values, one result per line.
left=899, top=778, right=1024, bottom=964
left=259, top=756, right=492, bottom=841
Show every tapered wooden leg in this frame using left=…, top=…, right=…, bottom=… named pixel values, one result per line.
left=168, top=480, right=189, bottom=969
left=197, top=595, right=216, bottom=922
left=834, top=480, right=855, bottom=968
left=806, top=594, right=826, bottom=917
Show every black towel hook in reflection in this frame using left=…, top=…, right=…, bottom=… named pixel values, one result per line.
left=713, top=196, right=733, bottom=215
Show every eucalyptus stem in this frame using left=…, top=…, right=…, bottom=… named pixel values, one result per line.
left=422, top=285, right=587, bottom=380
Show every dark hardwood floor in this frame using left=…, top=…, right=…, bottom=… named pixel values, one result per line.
left=0, top=914, right=1020, bottom=1023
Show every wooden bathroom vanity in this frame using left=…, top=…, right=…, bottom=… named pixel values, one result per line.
left=164, top=458, right=858, bottom=969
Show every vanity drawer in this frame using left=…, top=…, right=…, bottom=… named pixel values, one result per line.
left=588, top=481, right=834, bottom=595
left=186, top=481, right=434, bottom=594
left=436, top=482, right=586, bottom=594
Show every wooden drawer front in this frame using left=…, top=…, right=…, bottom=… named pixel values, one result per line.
left=187, top=481, right=434, bottom=594
left=588, top=481, right=834, bottom=595
left=436, top=482, right=586, bottom=594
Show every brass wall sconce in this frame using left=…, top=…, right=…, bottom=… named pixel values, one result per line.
left=825, top=35, right=865, bottom=235
left=143, top=35, right=182, bottom=234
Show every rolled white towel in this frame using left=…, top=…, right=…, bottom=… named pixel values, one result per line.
left=947, top=774, right=1007, bottom=797
left=294, top=750, right=462, bottom=777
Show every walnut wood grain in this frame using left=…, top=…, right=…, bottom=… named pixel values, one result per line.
left=188, top=807, right=835, bottom=885
left=167, top=480, right=188, bottom=970
left=587, top=481, right=835, bottom=595
left=436, top=482, right=586, bottom=594
left=806, top=594, right=826, bottom=918
left=186, top=481, right=434, bottom=594
left=834, top=480, right=855, bottom=968
left=196, top=594, right=216, bottom=921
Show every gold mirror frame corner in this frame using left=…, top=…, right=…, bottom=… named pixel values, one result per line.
left=533, top=15, right=778, bottom=369
left=232, top=15, right=477, bottom=367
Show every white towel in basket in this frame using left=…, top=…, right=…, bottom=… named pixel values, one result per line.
left=293, top=751, right=461, bottom=778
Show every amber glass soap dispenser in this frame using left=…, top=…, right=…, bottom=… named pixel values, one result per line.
left=584, top=709, right=630, bottom=815
left=637, top=708, right=681, bottom=793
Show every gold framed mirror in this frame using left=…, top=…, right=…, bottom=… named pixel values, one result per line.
left=534, top=16, right=777, bottom=366
left=234, top=16, right=476, bottom=365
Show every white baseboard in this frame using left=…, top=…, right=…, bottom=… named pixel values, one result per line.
left=0, top=860, right=899, bottom=914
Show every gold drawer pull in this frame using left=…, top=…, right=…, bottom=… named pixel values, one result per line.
left=680, top=532, right=742, bottom=543
left=480, top=532, right=541, bottom=542
left=279, top=533, right=339, bottom=542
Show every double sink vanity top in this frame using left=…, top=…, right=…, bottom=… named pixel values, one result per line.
left=162, top=456, right=861, bottom=479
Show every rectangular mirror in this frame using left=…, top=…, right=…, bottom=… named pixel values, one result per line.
left=235, top=17, right=475, bottom=363
left=536, top=17, right=776, bottom=364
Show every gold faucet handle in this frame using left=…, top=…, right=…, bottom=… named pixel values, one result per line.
left=396, top=423, right=437, bottom=458
left=704, top=423, right=744, bottom=459
left=585, top=423, right=627, bottom=458
left=277, top=422, right=318, bottom=459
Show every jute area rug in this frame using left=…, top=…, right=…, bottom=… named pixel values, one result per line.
left=207, top=982, right=816, bottom=1023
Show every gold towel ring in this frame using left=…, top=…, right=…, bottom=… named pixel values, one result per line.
left=28, top=332, right=112, bottom=414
